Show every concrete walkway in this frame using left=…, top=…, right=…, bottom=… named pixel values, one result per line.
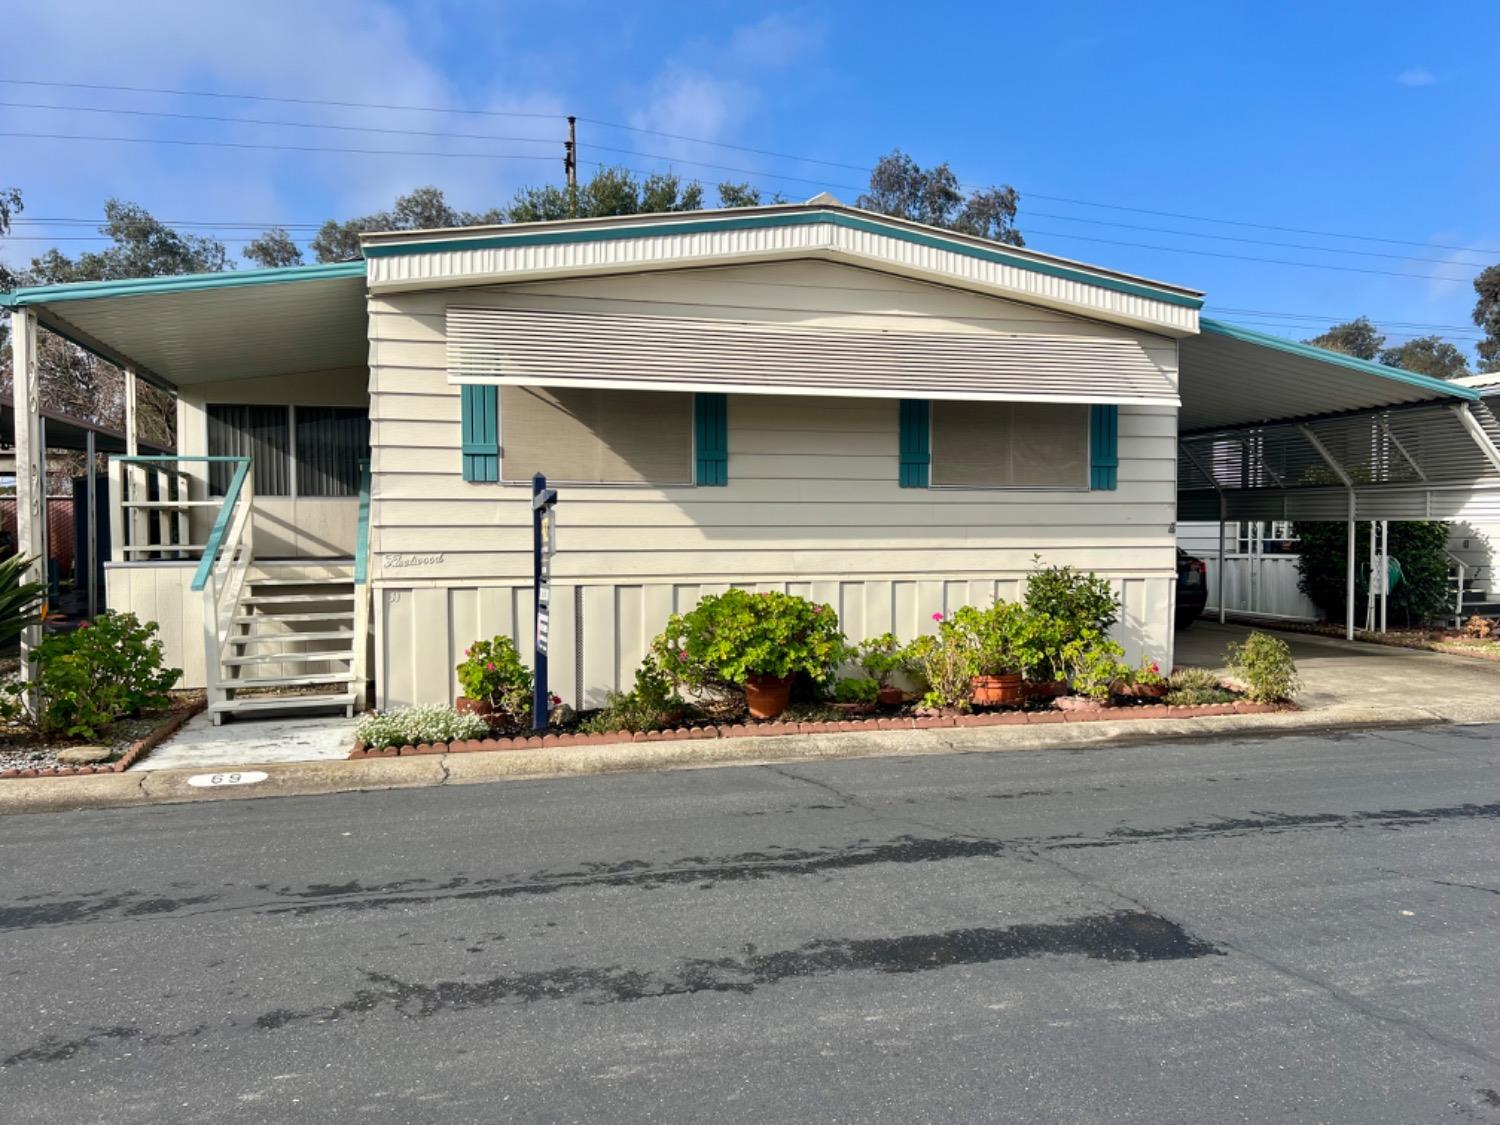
left=1176, top=620, right=1500, bottom=721
left=130, top=711, right=358, bottom=772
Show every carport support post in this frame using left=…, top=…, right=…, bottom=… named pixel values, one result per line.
left=1217, top=493, right=1227, bottom=625
left=85, top=428, right=97, bottom=621
left=123, top=365, right=147, bottom=553
left=1298, top=424, right=1357, bottom=641
left=10, top=309, right=45, bottom=710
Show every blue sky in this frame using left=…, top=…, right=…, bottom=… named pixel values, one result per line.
left=3, top=1, right=1497, bottom=360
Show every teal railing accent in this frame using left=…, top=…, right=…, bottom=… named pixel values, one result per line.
left=354, top=458, right=372, bottom=585
left=191, top=457, right=251, bottom=592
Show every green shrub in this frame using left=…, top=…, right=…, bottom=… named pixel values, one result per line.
left=651, top=589, right=846, bottom=703
left=853, top=633, right=905, bottom=688
left=0, top=554, right=46, bottom=649
left=1064, top=638, right=1132, bottom=701
left=1024, top=557, right=1119, bottom=638
left=1226, top=632, right=1301, bottom=703
left=1292, top=520, right=1451, bottom=626
left=20, top=612, right=181, bottom=740
left=580, top=663, right=686, bottom=734
left=455, top=635, right=533, bottom=727
left=356, top=704, right=490, bottom=748
left=1164, top=666, right=1235, bottom=706
left=833, top=676, right=879, bottom=704
left=904, top=624, right=974, bottom=711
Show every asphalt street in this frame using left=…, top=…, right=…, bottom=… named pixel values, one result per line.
left=3, top=723, right=1500, bottom=1123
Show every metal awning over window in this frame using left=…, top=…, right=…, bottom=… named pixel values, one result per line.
left=445, top=306, right=1181, bottom=406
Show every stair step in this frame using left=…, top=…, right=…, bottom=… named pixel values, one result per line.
left=233, top=611, right=354, bottom=624
left=226, top=672, right=358, bottom=689
left=229, top=630, right=355, bottom=646
left=210, top=691, right=357, bottom=716
left=241, top=592, right=355, bottom=605
left=247, top=577, right=353, bottom=587
left=223, top=650, right=354, bottom=666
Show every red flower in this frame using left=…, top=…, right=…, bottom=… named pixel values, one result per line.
left=485, top=662, right=496, bottom=672
left=78, top=621, right=91, bottom=630
left=931, top=612, right=944, bottom=623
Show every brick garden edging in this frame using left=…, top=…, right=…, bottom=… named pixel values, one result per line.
left=0, top=701, right=205, bottom=780
left=349, top=700, right=1291, bottom=758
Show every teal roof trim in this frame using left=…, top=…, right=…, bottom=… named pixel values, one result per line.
left=1200, top=318, right=1479, bottom=403
left=6, top=260, right=365, bottom=307
left=363, top=210, right=1205, bottom=310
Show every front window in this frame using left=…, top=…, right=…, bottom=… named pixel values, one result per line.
left=207, top=404, right=369, bottom=497
left=929, top=401, right=1090, bottom=488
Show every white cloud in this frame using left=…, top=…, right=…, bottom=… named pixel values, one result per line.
left=1396, top=66, right=1436, bottom=87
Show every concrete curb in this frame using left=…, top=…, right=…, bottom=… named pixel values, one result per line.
left=0, top=702, right=1485, bottom=816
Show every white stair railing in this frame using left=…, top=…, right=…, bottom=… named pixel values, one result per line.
left=191, top=458, right=255, bottom=718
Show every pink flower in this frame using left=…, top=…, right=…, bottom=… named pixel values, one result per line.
left=811, top=605, right=822, bottom=614
left=677, top=649, right=687, bottom=661
left=464, top=648, right=471, bottom=656
left=78, top=621, right=91, bottom=630
left=485, top=662, right=496, bottom=672
left=932, top=612, right=944, bottom=622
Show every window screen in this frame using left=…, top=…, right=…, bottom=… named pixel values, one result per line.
left=297, top=407, right=370, bottom=497
left=500, top=386, right=692, bottom=484
left=930, top=401, right=1089, bottom=488
left=207, top=405, right=291, bottom=496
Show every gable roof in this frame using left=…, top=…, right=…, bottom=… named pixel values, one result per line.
left=361, top=202, right=1204, bottom=337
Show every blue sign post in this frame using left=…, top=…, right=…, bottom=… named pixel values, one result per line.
left=531, top=473, right=558, bottom=732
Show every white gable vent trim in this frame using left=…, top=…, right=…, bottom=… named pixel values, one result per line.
left=446, top=306, right=1181, bottom=407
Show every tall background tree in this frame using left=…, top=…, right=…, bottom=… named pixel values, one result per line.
left=1378, top=335, right=1470, bottom=380
left=855, top=150, right=1023, bottom=245
left=1304, top=317, right=1385, bottom=360
left=1475, top=263, right=1500, bottom=373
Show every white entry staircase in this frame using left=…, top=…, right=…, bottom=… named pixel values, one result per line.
left=213, top=565, right=363, bottom=722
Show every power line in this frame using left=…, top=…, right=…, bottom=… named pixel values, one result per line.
left=2, top=76, right=1491, bottom=257
left=0, top=99, right=858, bottom=189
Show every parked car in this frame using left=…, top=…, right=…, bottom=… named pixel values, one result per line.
left=1177, top=548, right=1208, bottom=628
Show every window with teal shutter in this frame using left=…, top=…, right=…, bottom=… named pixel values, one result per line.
left=461, top=384, right=499, bottom=482
left=694, top=393, right=728, bottom=486
left=1089, top=404, right=1118, bottom=490
left=899, top=399, right=930, bottom=488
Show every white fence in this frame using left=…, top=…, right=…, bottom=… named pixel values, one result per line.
left=1199, top=552, right=1320, bottom=621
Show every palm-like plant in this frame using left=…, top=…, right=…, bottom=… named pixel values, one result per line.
left=0, top=555, right=46, bottom=649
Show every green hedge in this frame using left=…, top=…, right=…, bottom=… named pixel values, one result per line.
left=1292, top=520, right=1451, bottom=627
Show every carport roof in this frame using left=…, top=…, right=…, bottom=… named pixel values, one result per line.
left=1180, top=318, right=1477, bottom=433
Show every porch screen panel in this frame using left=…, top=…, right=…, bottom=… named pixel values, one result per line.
left=500, top=386, right=692, bottom=484
left=207, top=404, right=290, bottom=496
left=930, top=401, right=1089, bottom=488
left=297, top=407, right=371, bottom=497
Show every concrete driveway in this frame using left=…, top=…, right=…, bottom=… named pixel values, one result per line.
left=1176, top=620, right=1500, bottom=722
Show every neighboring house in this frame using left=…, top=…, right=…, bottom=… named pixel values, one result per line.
left=5, top=200, right=1491, bottom=720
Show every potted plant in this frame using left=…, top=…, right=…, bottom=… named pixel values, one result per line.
left=1125, top=658, right=1168, bottom=699
left=650, top=589, right=846, bottom=720
left=854, top=633, right=907, bottom=706
left=830, top=676, right=879, bottom=714
left=952, top=603, right=1042, bottom=708
left=455, top=636, right=534, bottom=731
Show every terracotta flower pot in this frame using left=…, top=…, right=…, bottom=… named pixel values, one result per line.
left=876, top=685, right=905, bottom=707
left=456, top=695, right=505, bottom=730
left=970, top=672, right=1025, bottom=708
left=744, top=673, right=795, bottom=720
left=1130, top=682, right=1169, bottom=700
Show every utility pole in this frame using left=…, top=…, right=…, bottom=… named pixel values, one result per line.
left=564, top=115, right=578, bottom=188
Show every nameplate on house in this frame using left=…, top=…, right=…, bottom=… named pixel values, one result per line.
left=383, top=553, right=446, bottom=570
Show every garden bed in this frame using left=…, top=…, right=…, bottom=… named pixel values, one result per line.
left=349, top=697, right=1292, bottom=758
left=0, top=691, right=205, bottom=778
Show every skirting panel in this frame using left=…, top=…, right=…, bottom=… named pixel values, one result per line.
left=376, top=574, right=1175, bottom=710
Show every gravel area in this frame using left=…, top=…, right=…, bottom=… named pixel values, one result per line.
left=0, top=691, right=206, bottom=773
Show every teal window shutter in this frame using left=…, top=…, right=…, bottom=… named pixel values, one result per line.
left=461, top=384, right=499, bottom=482
left=1090, top=404, right=1119, bottom=490
left=899, top=399, right=930, bottom=488
left=694, top=393, right=728, bottom=486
